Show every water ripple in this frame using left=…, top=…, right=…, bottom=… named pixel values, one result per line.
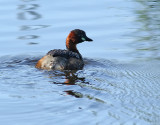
left=0, top=55, right=160, bottom=124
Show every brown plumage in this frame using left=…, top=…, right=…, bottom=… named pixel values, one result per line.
left=35, top=29, right=93, bottom=70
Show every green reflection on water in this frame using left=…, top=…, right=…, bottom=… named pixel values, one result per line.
left=130, top=0, right=160, bottom=61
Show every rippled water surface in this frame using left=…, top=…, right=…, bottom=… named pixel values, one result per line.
left=0, top=0, right=160, bottom=125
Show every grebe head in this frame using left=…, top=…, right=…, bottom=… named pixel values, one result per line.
left=66, top=29, right=93, bottom=44
left=72, top=29, right=93, bottom=43
left=66, top=29, right=93, bottom=53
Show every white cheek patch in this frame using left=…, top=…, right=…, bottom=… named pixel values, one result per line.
left=81, top=37, right=86, bottom=41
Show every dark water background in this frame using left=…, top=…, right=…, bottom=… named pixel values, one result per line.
left=0, top=0, right=160, bottom=125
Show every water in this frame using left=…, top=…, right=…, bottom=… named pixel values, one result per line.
left=0, top=0, right=160, bottom=125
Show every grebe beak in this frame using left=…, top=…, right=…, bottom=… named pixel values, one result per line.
left=81, top=36, right=93, bottom=42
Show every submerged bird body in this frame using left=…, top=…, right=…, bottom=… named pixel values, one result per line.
left=35, top=29, right=93, bottom=70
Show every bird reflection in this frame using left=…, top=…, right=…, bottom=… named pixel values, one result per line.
left=46, top=70, right=89, bottom=97
left=48, top=70, right=88, bottom=85
left=64, top=71, right=87, bottom=85
left=64, top=90, right=83, bottom=98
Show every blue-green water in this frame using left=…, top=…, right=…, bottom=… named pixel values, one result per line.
left=0, top=0, right=160, bottom=125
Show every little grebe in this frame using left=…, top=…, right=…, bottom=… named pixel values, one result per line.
left=35, top=29, right=93, bottom=70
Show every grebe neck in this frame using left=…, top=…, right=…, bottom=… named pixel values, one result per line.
left=66, top=40, right=79, bottom=53
left=66, top=39, right=82, bottom=59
